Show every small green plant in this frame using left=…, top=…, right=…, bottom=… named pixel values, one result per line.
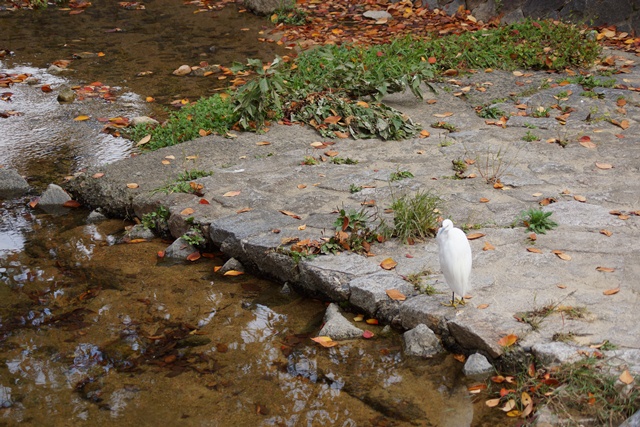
left=330, top=156, right=358, bottom=165
left=325, top=207, right=380, bottom=254
left=439, top=137, right=454, bottom=147
left=405, top=270, right=437, bottom=295
left=349, top=184, right=363, bottom=193
left=555, top=90, right=570, bottom=99
left=568, top=74, right=616, bottom=90
left=477, top=105, right=506, bottom=119
left=523, top=130, right=540, bottom=142
left=153, top=170, right=213, bottom=194
left=389, top=170, right=414, bottom=182
left=270, top=7, right=308, bottom=25
left=524, top=122, right=537, bottom=129
left=181, top=227, right=206, bottom=247
left=451, top=159, right=467, bottom=178
left=473, top=144, right=521, bottom=185
left=431, top=121, right=458, bottom=132
left=141, top=206, right=170, bottom=232
left=302, top=156, right=320, bottom=165
left=388, top=191, right=442, bottom=243
left=580, top=90, right=604, bottom=99
left=516, top=208, right=558, bottom=234
left=531, top=106, right=550, bottom=118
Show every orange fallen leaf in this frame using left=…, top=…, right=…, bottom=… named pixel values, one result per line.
left=362, top=330, right=374, bottom=339
left=256, top=141, right=271, bottom=146
left=482, top=241, right=495, bottom=251
left=126, top=183, right=139, bottom=189
left=311, top=336, right=339, bottom=348
left=366, top=318, right=379, bottom=325
left=433, top=112, right=453, bottom=118
left=280, top=210, right=301, bottom=220
left=619, top=370, right=634, bottom=385
left=467, top=383, right=487, bottom=394
left=385, top=289, right=406, bottom=301
left=557, top=284, right=567, bottom=289
left=223, top=190, right=241, bottom=197
left=199, top=199, right=210, bottom=205
left=479, top=198, right=490, bottom=203
left=603, top=286, right=620, bottom=295
left=574, top=195, right=587, bottom=202
left=324, top=115, right=342, bottom=124
left=236, top=207, right=252, bottom=214
left=553, top=250, right=571, bottom=261
left=128, top=239, right=147, bottom=244
left=180, top=207, right=194, bottom=215
left=324, top=150, right=339, bottom=157
left=493, top=181, right=504, bottom=189
left=498, top=334, right=518, bottom=347
left=186, top=252, right=201, bottom=262
left=453, top=354, right=466, bottom=363
left=213, top=266, right=222, bottom=273
left=223, top=270, right=244, bottom=276
left=73, top=114, right=91, bottom=121
left=595, top=162, right=613, bottom=169
left=485, top=398, right=501, bottom=408
left=527, top=247, right=542, bottom=253
left=419, top=130, right=430, bottom=137
left=596, top=266, right=615, bottom=272
left=157, top=251, right=165, bottom=258
left=477, top=303, right=489, bottom=309
left=466, top=232, right=485, bottom=240
left=62, top=200, right=81, bottom=208
left=92, top=172, right=104, bottom=178
left=380, top=258, right=398, bottom=270
left=600, top=229, right=612, bottom=237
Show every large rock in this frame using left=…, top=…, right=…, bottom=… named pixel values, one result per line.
left=163, top=237, right=197, bottom=260
left=39, top=183, right=72, bottom=206
left=531, top=342, right=597, bottom=367
left=349, top=271, right=414, bottom=317
left=317, top=303, right=363, bottom=340
left=0, top=168, right=29, bottom=199
left=243, top=0, right=292, bottom=15
left=402, top=323, right=444, bottom=357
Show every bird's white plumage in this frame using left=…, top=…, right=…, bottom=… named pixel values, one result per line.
left=436, top=219, right=472, bottom=302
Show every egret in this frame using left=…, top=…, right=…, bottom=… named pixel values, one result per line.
left=436, top=219, right=472, bottom=307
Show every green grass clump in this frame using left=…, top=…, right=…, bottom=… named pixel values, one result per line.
left=516, top=208, right=557, bottom=234
left=388, top=191, right=442, bottom=243
left=153, top=170, right=213, bottom=194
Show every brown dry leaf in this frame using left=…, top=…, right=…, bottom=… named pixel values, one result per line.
left=527, top=247, right=543, bottom=254
left=619, top=214, right=630, bottom=220
left=600, top=229, right=613, bottom=237
left=553, top=251, right=572, bottom=261
left=310, top=141, right=325, bottom=148
left=453, top=354, right=466, bottom=363
left=466, top=232, right=485, bottom=240
left=365, top=318, right=379, bottom=325
left=433, top=112, right=454, bottom=118
left=73, top=114, right=91, bottom=121
left=574, top=195, right=587, bottom=202
left=603, top=286, right=620, bottom=296
left=213, top=266, right=222, bottom=273
left=580, top=139, right=597, bottom=149
left=92, top=172, right=104, bottom=179
left=186, top=252, right=201, bottom=262
left=479, top=197, right=490, bottom=203
left=180, top=207, right=194, bottom=216
left=324, top=115, right=342, bottom=124
left=467, top=384, right=487, bottom=394
left=297, top=184, right=307, bottom=189
left=126, top=183, right=139, bottom=189
left=256, top=141, right=271, bottom=146
left=280, top=210, right=301, bottom=220
left=136, top=134, right=151, bottom=146
left=557, top=284, right=567, bottom=289
left=426, top=99, right=437, bottom=104
left=477, top=303, right=489, bottom=309
left=501, top=399, right=517, bottom=412
left=596, top=266, right=615, bottom=272
left=513, top=71, right=524, bottom=76
left=161, top=160, right=171, bottom=165
left=419, top=129, right=430, bottom=137
left=223, top=190, right=241, bottom=197
left=223, top=270, right=244, bottom=276
left=380, top=258, right=398, bottom=270
left=493, top=181, right=504, bottom=189
left=595, top=162, right=613, bottom=169
left=485, top=398, right=501, bottom=408
left=297, top=224, right=306, bottom=231
left=324, top=150, right=339, bottom=157
left=483, top=241, right=495, bottom=251
left=619, top=370, right=634, bottom=385
left=498, top=334, right=518, bottom=347
left=311, top=336, right=338, bottom=348
left=236, top=207, right=252, bottom=214
left=515, top=103, right=528, bottom=110
left=529, top=233, right=537, bottom=241
left=128, top=239, right=147, bottom=244
left=386, top=289, right=406, bottom=301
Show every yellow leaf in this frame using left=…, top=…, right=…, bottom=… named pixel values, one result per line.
left=223, top=270, right=244, bottom=276
left=311, top=336, right=338, bottom=347
left=419, top=129, right=430, bottom=137
left=353, top=314, right=364, bottom=322
left=521, top=391, right=532, bottom=406
left=126, top=183, right=139, bottom=189
left=366, top=318, right=379, bottom=325
left=136, top=134, right=151, bottom=146
left=506, top=409, right=522, bottom=417
left=498, top=334, right=518, bottom=347
left=385, top=289, right=406, bottom=301
left=180, top=207, right=194, bottom=215
left=297, top=224, right=306, bottom=230
left=619, top=370, right=634, bottom=385
left=74, top=114, right=91, bottom=121
left=600, top=229, right=613, bottom=237
left=380, top=258, right=398, bottom=270
left=553, top=251, right=572, bottom=261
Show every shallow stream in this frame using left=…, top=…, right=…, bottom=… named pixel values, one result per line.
left=0, top=2, right=511, bottom=425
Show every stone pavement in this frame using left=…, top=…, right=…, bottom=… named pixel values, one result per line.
left=66, top=47, right=640, bottom=369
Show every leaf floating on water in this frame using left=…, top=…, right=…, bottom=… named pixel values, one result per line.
left=311, top=336, right=338, bottom=348
left=366, top=318, right=379, bottom=325
left=362, top=330, right=374, bottom=339
left=385, top=289, right=406, bottom=301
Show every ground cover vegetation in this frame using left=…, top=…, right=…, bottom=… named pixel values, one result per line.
left=127, top=18, right=601, bottom=150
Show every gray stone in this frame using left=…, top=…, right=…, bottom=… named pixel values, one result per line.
left=402, top=324, right=443, bottom=358
left=190, top=64, right=221, bottom=77
left=129, top=116, right=159, bottom=127
left=39, top=183, right=72, bottom=205
left=349, top=272, right=414, bottom=317
left=57, top=87, right=76, bottom=103
left=462, top=353, right=494, bottom=378
left=362, top=10, right=392, bottom=20
left=125, top=224, right=156, bottom=240
left=545, top=201, right=626, bottom=229
left=620, top=409, right=640, bottom=427
left=164, top=237, right=197, bottom=260
left=399, top=294, right=455, bottom=334
left=243, top=0, right=290, bottom=15
left=86, top=210, right=108, bottom=223
left=531, top=342, right=596, bottom=367
left=47, top=64, right=72, bottom=75
left=317, top=303, right=363, bottom=340
left=0, top=168, right=29, bottom=198
left=604, top=349, right=640, bottom=376
left=220, top=257, right=245, bottom=274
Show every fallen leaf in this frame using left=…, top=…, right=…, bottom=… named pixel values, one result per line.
left=433, top=112, right=453, bottom=118
left=467, top=383, right=487, bottom=394
left=557, top=284, right=567, bottom=289
left=298, top=224, right=306, bottom=230
left=596, top=266, right=615, bottom=272
left=223, top=190, right=241, bottom=197
left=485, top=398, right=501, bottom=408
left=362, top=330, right=374, bottom=339
left=380, top=258, right=398, bottom=270
left=223, top=270, right=244, bottom=276
left=73, top=115, right=91, bottom=121
left=420, top=129, right=430, bottom=137
left=256, top=141, right=271, bottom=146
left=527, top=247, right=543, bottom=253
left=386, top=289, right=406, bottom=301
left=595, top=162, right=613, bottom=169
left=529, top=233, right=537, bottom=241
left=186, top=252, right=201, bottom=262
left=501, top=399, right=517, bottom=412
left=600, top=229, right=613, bottom=237
left=92, top=172, right=104, bottom=178
left=553, top=250, right=572, bottom=261
left=157, top=251, right=165, bottom=258
left=180, top=207, right=194, bottom=215
left=479, top=197, right=490, bottom=203
left=619, top=370, right=634, bottom=385
left=311, top=336, right=338, bottom=348
left=453, top=354, right=466, bottom=363
left=619, top=214, right=630, bottom=220
left=574, top=195, right=587, bottom=202
left=236, top=207, right=252, bottom=214
left=493, top=181, right=504, bottom=189
left=324, top=115, right=342, bottom=124
left=365, top=318, right=379, bottom=325
left=280, top=210, right=301, bottom=220
left=62, top=200, right=81, bottom=208
left=483, top=241, right=495, bottom=251
left=477, top=303, right=489, bottom=309
left=466, top=232, right=485, bottom=240
left=324, top=150, right=339, bottom=157
left=126, top=183, right=139, bottom=189
left=498, top=334, right=518, bottom=347
left=603, top=286, right=620, bottom=295
left=199, top=199, right=210, bottom=205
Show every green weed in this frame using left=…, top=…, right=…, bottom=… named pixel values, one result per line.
left=388, top=191, right=442, bottom=243
left=389, top=170, right=414, bottom=182
left=516, top=208, right=558, bottom=234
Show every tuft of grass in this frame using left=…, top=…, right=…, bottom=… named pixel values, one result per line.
left=389, top=170, right=414, bottom=182
left=302, top=156, right=320, bottom=165
left=473, top=144, right=521, bottom=185
left=523, top=130, right=540, bottom=142
left=330, top=156, right=358, bottom=165
left=516, top=208, right=558, bottom=234
left=568, top=74, right=616, bottom=90
left=153, top=170, right=212, bottom=194
left=477, top=105, right=506, bottom=119
left=349, top=184, right=363, bottom=193
left=405, top=270, right=437, bottom=295
left=388, top=191, right=442, bottom=243
left=531, top=106, right=550, bottom=118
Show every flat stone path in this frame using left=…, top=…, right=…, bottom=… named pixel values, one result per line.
left=67, top=47, right=640, bottom=364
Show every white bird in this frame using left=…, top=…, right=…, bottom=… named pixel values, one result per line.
left=436, top=219, right=472, bottom=307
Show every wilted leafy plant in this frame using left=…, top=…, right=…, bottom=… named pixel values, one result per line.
left=517, top=208, right=557, bottom=234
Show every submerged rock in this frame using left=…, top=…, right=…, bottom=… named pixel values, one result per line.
left=402, top=323, right=443, bottom=358
left=0, top=385, right=12, bottom=408
left=220, top=257, right=245, bottom=274
left=462, top=353, right=494, bottom=378
left=164, top=237, right=197, bottom=260
left=317, top=303, right=363, bottom=340
left=57, top=86, right=76, bottom=103
left=39, top=183, right=72, bottom=206
left=125, top=224, right=156, bottom=241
